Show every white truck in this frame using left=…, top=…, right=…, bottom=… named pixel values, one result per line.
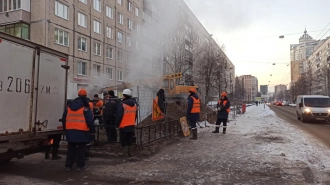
left=0, top=32, right=68, bottom=162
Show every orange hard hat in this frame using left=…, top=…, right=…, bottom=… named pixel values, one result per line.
left=78, top=88, right=87, bottom=96
left=221, top=92, right=227, bottom=97
left=189, top=88, right=196, bottom=93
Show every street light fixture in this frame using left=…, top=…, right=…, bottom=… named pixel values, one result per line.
left=279, top=35, right=284, bottom=39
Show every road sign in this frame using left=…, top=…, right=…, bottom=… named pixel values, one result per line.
left=152, top=99, right=164, bottom=121
left=180, top=117, right=190, bottom=137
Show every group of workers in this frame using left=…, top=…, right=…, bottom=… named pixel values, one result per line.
left=58, top=88, right=137, bottom=172
left=187, top=88, right=230, bottom=139
left=45, top=87, right=229, bottom=172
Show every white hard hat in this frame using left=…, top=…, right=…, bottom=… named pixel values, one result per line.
left=123, top=89, right=132, bottom=96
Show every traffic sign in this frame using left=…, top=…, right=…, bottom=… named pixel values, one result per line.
left=152, top=98, right=164, bottom=121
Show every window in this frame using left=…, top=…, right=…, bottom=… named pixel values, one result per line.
left=136, top=24, right=140, bottom=33
left=93, top=42, right=101, bottom=56
left=117, top=0, right=122, bottom=5
left=117, top=31, right=123, bottom=43
left=79, top=0, right=87, bottom=4
left=78, top=61, right=87, bottom=75
left=78, top=12, right=87, bottom=28
left=106, top=26, right=112, bottom=39
left=78, top=37, right=87, bottom=51
left=1, top=0, right=21, bottom=12
left=135, top=7, right=139, bottom=17
left=135, top=41, right=139, bottom=49
left=127, top=35, right=131, bottom=47
left=118, top=13, right=124, bottom=25
left=93, top=64, right=101, bottom=77
left=55, top=1, right=68, bottom=20
left=127, top=54, right=132, bottom=63
left=128, top=1, right=132, bottom=12
left=93, top=20, right=101, bottom=34
left=106, top=67, right=113, bottom=79
left=118, top=70, right=123, bottom=81
left=106, top=46, right=113, bottom=59
left=0, top=23, right=29, bottom=39
left=54, top=28, right=69, bottom=46
left=118, top=50, right=123, bottom=62
left=106, top=6, right=113, bottom=18
left=93, top=0, right=101, bottom=12
left=127, top=18, right=133, bottom=30
left=126, top=71, right=131, bottom=82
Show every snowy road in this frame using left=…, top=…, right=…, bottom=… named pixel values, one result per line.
left=1, top=105, right=330, bottom=184
left=270, top=105, right=330, bottom=148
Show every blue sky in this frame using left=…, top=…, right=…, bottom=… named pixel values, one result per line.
left=184, top=0, right=330, bottom=92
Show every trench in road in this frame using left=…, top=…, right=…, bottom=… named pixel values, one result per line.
left=269, top=105, right=330, bottom=149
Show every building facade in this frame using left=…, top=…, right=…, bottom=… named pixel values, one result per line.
left=238, top=75, right=258, bottom=102
left=260, top=85, right=268, bottom=95
left=308, top=37, right=330, bottom=95
left=274, top=84, right=287, bottom=100
left=290, top=29, right=321, bottom=85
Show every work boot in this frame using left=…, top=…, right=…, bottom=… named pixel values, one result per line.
left=52, top=149, right=62, bottom=160
left=190, top=129, right=197, bottom=140
left=212, top=126, right=220, bottom=133
left=223, top=127, right=227, bottom=134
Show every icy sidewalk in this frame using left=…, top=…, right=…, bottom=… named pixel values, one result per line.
left=91, top=105, right=330, bottom=184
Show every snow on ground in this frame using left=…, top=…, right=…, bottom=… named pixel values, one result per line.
left=90, top=105, right=330, bottom=184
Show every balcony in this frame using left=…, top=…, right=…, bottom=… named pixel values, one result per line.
left=0, top=9, right=30, bottom=25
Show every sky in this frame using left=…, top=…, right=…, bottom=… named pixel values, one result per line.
left=183, top=0, right=330, bottom=92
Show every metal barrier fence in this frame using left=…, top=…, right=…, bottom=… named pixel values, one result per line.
left=94, top=119, right=182, bottom=149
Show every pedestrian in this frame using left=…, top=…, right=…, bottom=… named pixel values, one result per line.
left=93, top=94, right=104, bottom=125
left=103, top=90, right=120, bottom=142
left=212, top=92, right=231, bottom=134
left=62, top=89, right=95, bottom=172
left=45, top=134, right=62, bottom=160
left=115, top=89, right=137, bottom=157
left=187, top=88, right=200, bottom=140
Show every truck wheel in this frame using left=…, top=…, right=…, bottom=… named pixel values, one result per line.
left=301, top=115, right=307, bottom=123
left=297, top=114, right=301, bottom=120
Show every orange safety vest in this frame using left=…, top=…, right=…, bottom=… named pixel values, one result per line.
left=93, top=100, right=104, bottom=115
left=66, top=107, right=89, bottom=131
left=190, top=96, right=201, bottom=113
left=218, top=100, right=230, bottom=113
left=119, top=104, right=137, bottom=128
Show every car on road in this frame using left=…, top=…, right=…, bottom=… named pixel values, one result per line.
left=276, top=102, right=283, bottom=106
left=296, top=95, right=330, bottom=123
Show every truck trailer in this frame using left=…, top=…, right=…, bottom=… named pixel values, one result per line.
left=0, top=32, right=68, bottom=162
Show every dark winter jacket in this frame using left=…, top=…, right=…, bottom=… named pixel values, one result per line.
left=156, top=89, right=166, bottom=113
left=62, top=97, right=95, bottom=143
left=187, top=93, right=200, bottom=122
left=103, top=96, right=120, bottom=121
left=217, top=97, right=230, bottom=119
left=115, top=97, right=137, bottom=132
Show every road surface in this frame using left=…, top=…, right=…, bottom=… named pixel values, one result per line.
left=269, top=105, right=330, bottom=148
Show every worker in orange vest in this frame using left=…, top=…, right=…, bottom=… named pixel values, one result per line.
left=62, top=89, right=95, bottom=172
left=187, top=88, right=200, bottom=140
left=115, top=89, right=137, bottom=157
left=212, top=92, right=231, bottom=134
left=93, top=94, right=104, bottom=123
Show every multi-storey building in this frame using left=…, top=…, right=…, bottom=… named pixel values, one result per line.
left=274, top=84, right=287, bottom=100
left=260, top=85, right=268, bottom=95
left=290, top=29, right=321, bottom=85
left=308, top=37, right=330, bottom=95
left=238, top=75, right=258, bottom=102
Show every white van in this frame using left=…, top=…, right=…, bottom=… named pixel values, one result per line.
left=296, top=95, right=330, bottom=122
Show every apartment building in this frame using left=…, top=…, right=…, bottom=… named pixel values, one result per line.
left=274, top=84, right=287, bottom=99
left=308, top=37, right=330, bottom=95
left=238, top=75, right=258, bottom=102
left=0, top=0, right=155, bottom=98
left=290, top=29, right=321, bottom=85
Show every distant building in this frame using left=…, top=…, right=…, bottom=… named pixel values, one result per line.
left=260, top=85, right=268, bottom=95
left=238, top=75, right=258, bottom=102
left=290, top=29, right=322, bottom=85
left=275, top=84, right=287, bottom=99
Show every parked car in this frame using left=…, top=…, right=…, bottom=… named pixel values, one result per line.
left=276, top=102, right=283, bottom=106
left=283, top=102, right=290, bottom=106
